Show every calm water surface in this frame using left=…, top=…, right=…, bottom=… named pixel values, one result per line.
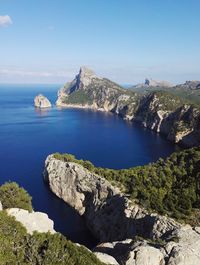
left=0, top=84, right=179, bottom=247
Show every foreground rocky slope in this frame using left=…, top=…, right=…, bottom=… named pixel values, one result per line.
left=44, top=154, right=200, bottom=265
left=0, top=182, right=104, bottom=265
left=56, top=67, right=200, bottom=147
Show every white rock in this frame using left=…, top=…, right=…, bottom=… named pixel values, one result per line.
left=95, top=252, right=119, bottom=265
left=126, top=245, right=164, bottom=265
left=7, top=208, right=55, bottom=234
left=34, top=94, right=52, bottom=108
left=167, top=226, right=200, bottom=265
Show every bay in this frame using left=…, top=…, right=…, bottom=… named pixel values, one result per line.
left=0, top=84, right=179, bottom=247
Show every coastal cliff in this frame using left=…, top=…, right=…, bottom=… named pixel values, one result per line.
left=56, top=67, right=200, bottom=147
left=44, top=153, right=200, bottom=265
left=44, top=155, right=180, bottom=242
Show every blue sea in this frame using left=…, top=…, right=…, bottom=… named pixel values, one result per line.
left=0, top=84, right=179, bottom=247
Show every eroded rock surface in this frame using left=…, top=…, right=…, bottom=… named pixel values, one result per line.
left=44, top=156, right=200, bottom=265
left=7, top=208, right=56, bottom=234
left=44, top=156, right=181, bottom=243
left=34, top=94, right=52, bottom=108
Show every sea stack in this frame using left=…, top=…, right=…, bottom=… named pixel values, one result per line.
left=34, top=94, right=52, bottom=108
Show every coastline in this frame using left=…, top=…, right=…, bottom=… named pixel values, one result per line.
left=55, top=102, right=189, bottom=148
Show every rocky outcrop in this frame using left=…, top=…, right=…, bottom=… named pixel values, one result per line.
left=44, top=156, right=200, bottom=265
left=176, top=80, right=200, bottom=90
left=7, top=208, right=56, bottom=234
left=94, top=226, right=200, bottom=265
left=56, top=67, right=200, bottom=148
left=44, top=155, right=181, bottom=242
left=144, top=78, right=173, bottom=88
left=34, top=94, right=52, bottom=108
left=134, top=78, right=173, bottom=88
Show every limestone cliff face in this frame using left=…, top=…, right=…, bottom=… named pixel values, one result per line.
left=134, top=93, right=200, bottom=147
left=44, top=155, right=200, bottom=265
left=44, top=155, right=181, bottom=242
left=34, top=94, right=52, bottom=108
left=56, top=67, right=200, bottom=147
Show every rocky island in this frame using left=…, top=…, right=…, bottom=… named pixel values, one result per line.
left=56, top=67, right=200, bottom=147
left=34, top=94, right=52, bottom=108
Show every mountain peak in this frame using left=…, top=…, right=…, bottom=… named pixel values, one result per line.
left=76, top=66, right=98, bottom=88
left=79, top=66, right=96, bottom=77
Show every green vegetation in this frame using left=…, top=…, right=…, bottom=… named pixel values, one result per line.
left=64, top=90, right=93, bottom=105
left=143, top=91, right=186, bottom=111
left=172, top=89, right=200, bottom=105
left=54, top=147, right=200, bottom=224
left=63, top=76, right=137, bottom=107
left=0, top=182, right=33, bottom=212
left=0, top=183, right=104, bottom=265
left=0, top=211, right=103, bottom=265
left=132, top=85, right=200, bottom=106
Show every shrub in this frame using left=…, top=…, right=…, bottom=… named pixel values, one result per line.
left=0, top=211, right=27, bottom=264
left=0, top=182, right=33, bottom=212
left=0, top=211, right=104, bottom=265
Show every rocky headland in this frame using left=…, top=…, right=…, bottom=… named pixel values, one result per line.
left=56, top=67, right=200, bottom=148
left=34, top=94, right=52, bottom=108
left=44, top=153, right=200, bottom=265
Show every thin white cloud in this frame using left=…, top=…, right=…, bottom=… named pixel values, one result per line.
left=0, top=68, right=68, bottom=77
left=0, top=15, right=12, bottom=27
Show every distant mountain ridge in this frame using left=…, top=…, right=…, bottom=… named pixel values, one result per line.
left=175, top=80, right=200, bottom=90
left=134, top=78, right=173, bottom=88
left=56, top=67, right=200, bottom=147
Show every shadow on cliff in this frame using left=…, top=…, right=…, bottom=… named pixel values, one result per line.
left=83, top=193, right=169, bottom=243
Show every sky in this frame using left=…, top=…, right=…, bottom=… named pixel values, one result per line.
left=0, top=0, right=200, bottom=84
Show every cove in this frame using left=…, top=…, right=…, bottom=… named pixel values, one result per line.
left=0, top=84, right=179, bottom=247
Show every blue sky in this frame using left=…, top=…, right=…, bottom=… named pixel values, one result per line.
left=0, top=0, right=200, bottom=84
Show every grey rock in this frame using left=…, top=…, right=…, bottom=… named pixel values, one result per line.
left=144, top=78, right=173, bottom=88
left=44, top=156, right=180, bottom=242
left=167, top=226, right=200, bottom=265
left=176, top=80, right=200, bottom=90
left=126, top=244, right=165, bottom=265
left=44, top=156, right=200, bottom=265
